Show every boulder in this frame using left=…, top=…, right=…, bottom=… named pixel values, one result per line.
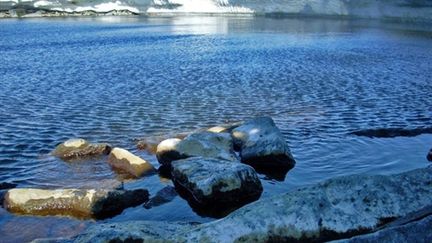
left=144, top=186, right=178, bottom=209
left=171, top=157, right=262, bottom=214
left=135, top=132, right=190, bottom=154
left=108, top=148, right=155, bottom=178
left=427, top=148, right=432, bottom=162
left=156, top=132, right=238, bottom=167
left=232, top=117, right=295, bottom=170
left=71, top=166, right=432, bottom=242
left=4, top=188, right=148, bottom=219
left=52, top=138, right=111, bottom=160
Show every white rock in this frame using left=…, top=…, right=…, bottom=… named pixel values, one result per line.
left=108, top=148, right=155, bottom=178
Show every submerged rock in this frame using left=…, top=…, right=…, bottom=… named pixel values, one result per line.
left=156, top=132, right=238, bottom=167
left=52, top=138, right=111, bottom=160
left=108, top=148, right=155, bottom=178
left=171, top=157, right=262, bottom=213
left=350, top=127, right=432, bottom=138
left=143, top=186, right=178, bottom=209
left=232, top=117, right=295, bottom=170
left=4, top=188, right=148, bottom=219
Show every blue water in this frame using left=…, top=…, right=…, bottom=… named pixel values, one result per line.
left=1, top=16, right=432, bottom=242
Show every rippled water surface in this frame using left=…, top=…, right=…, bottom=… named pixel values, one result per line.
left=1, top=16, right=432, bottom=242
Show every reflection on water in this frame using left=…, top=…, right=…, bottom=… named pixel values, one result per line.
left=0, top=16, right=432, bottom=241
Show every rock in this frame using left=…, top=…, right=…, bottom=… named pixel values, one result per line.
left=171, top=157, right=262, bottom=215
left=71, top=166, right=432, bottom=242
left=108, top=148, right=155, bottom=178
left=0, top=182, right=17, bottom=190
left=156, top=132, right=238, bottom=167
left=136, top=132, right=190, bottom=154
left=232, top=117, right=295, bottom=170
left=4, top=188, right=148, bottom=219
left=52, top=138, right=111, bottom=160
left=177, top=166, right=432, bottom=242
left=207, top=121, right=243, bottom=133
left=73, top=221, right=194, bottom=243
left=334, top=214, right=432, bottom=243
left=427, top=148, right=432, bottom=162
left=143, top=186, right=178, bottom=209
left=350, top=127, right=432, bottom=138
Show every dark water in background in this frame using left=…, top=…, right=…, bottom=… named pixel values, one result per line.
left=1, top=16, right=432, bottom=242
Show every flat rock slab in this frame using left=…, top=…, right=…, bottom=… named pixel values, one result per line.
left=52, top=139, right=111, bottom=160
left=232, top=117, right=295, bottom=170
left=4, top=188, right=148, bottom=219
left=171, top=157, right=262, bottom=209
left=156, top=132, right=238, bottom=167
left=108, top=148, right=155, bottom=178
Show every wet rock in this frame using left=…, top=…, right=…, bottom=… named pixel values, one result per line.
left=108, top=148, right=155, bottom=178
left=335, top=214, right=432, bottom=243
left=73, top=221, right=194, bottom=243
left=156, top=132, right=238, bottom=167
left=427, top=148, right=432, bottom=162
left=207, top=121, right=243, bottom=133
left=177, top=166, right=432, bottom=242
left=143, top=186, right=177, bottom=209
left=4, top=188, right=148, bottom=219
left=71, top=166, right=432, bottom=242
left=232, top=117, right=295, bottom=170
left=171, top=157, right=262, bottom=210
left=135, top=132, right=190, bottom=154
left=350, top=127, right=432, bottom=138
left=0, top=182, right=17, bottom=190
left=52, top=138, right=111, bottom=160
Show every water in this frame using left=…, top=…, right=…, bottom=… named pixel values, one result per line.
left=1, top=16, right=432, bottom=242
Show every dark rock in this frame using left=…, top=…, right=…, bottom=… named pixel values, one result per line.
left=143, top=186, right=177, bottom=209
left=350, top=127, right=432, bottom=138
left=232, top=117, right=295, bottom=170
left=427, top=148, right=432, bottom=162
left=135, top=132, right=189, bottom=154
left=4, top=188, right=149, bottom=219
left=52, top=138, right=111, bottom=161
left=0, top=182, right=17, bottom=190
left=156, top=132, right=238, bottom=167
left=171, top=157, right=262, bottom=214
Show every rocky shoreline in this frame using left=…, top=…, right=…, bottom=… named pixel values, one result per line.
left=1, top=116, right=431, bottom=242
left=0, top=9, right=138, bottom=18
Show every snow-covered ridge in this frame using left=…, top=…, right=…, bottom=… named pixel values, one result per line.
left=1, top=0, right=432, bottom=22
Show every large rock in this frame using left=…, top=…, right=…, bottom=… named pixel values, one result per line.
left=4, top=188, right=148, bottom=219
left=156, top=132, right=238, bottom=167
left=108, top=148, right=155, bottom=178
left=171, top=157, right=262, bottom=212
left=52, top=138, right=111, bottom=160
left=143, top=186, right=177, bottom=209
left=71, top=166, right=432, bottom=242
left=232, top=117, right=295, bottom=170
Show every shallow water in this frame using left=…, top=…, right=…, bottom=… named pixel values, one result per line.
left=1, top=16, right=432, bottom=242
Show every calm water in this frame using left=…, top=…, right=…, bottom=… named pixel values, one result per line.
left=1, top=16, right=432, bottom=242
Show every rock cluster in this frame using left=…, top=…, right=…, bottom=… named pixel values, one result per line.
left=72, top=166, right=432, bottom=242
